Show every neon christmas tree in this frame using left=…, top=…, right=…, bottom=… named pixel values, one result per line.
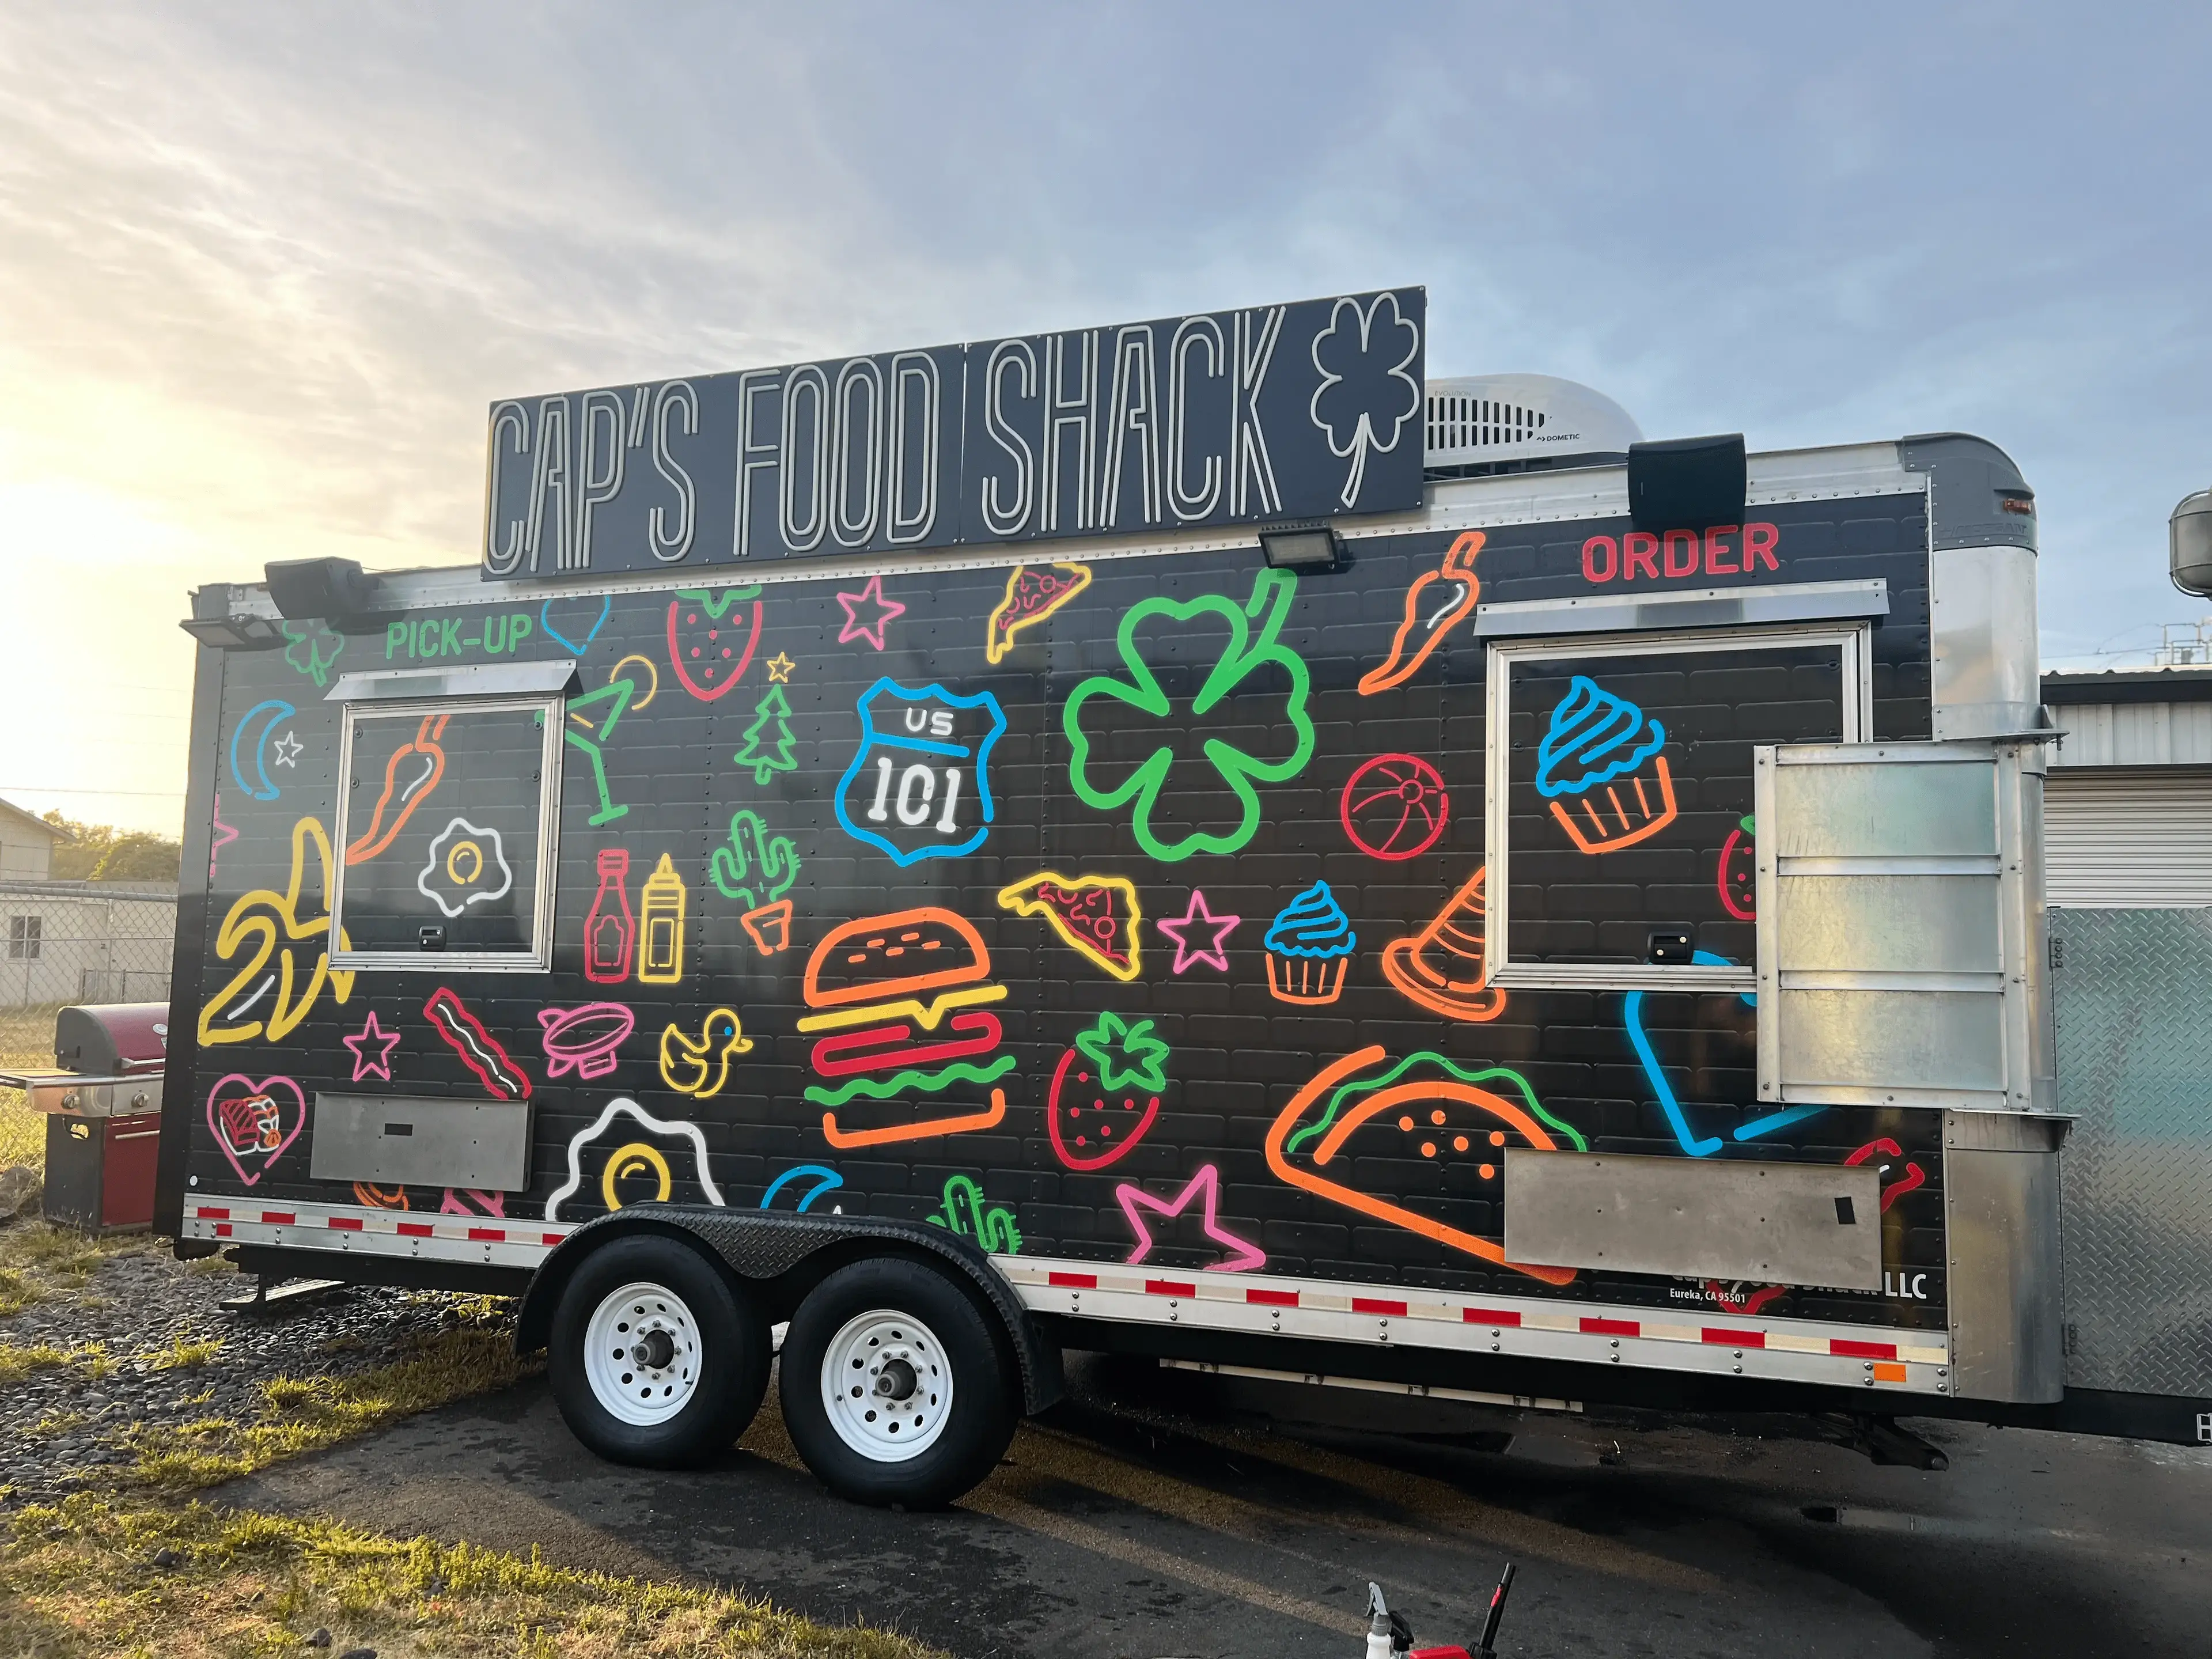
left=733, top=682, right=798, bottom=785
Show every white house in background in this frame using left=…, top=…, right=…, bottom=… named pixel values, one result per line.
left=2042, top=664, right=2212, bottom=904
left=0, top=797, right=67, bottom=881
left=0, top=795, right=175, bottom=1009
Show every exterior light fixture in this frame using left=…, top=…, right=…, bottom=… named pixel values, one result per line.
left=1259, top=525, right=1343, bottom=573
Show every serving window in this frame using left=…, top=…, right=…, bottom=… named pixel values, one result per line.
left=328, top=694, right=564, bottom=972
left=1483, top=624, right=1869, bottom=992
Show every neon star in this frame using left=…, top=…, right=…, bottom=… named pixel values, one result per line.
left=271, top=730, right=303, bottom=768
left=208, top=791, right=238, bottom=876
left=1116, top=1164, right=1266, bottom=1272
left=766, top=653, right=796, bottom=683
left=1157, top=889, right=1240, bottom=974
left=835, top=574, right=906, bottom=650
left=341, top=1010, right=402, bottom=1083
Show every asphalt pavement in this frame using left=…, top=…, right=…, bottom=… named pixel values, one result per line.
left=226, top=1353, right=2212, bottom=1658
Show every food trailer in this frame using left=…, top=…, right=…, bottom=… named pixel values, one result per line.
left=156, top=287, right=2211, bottom=1505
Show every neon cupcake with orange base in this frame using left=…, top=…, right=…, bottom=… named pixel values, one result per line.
left=1264, top=881, right=1355, bottom=1003
left=1535, top=675, right=1677, bottom=853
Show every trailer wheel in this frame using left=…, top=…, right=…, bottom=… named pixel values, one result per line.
left=780, top=1256, right=1016, bottom=1507
left=548, top=1234, right=769, bottom=1468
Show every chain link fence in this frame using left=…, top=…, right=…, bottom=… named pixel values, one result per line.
left=0, top=882, right=176, bottom=1009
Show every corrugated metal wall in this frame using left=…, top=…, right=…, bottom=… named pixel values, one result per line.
left=2044, top=770, right=2212, bottom=906
left=2052, top=700, right=2212, bottom=767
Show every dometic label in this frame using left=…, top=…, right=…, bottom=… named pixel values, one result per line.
left=480, top=288, right=1427, bottom=581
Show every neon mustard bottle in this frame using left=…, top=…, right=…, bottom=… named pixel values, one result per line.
left=637, top=853, right=687, bottom=984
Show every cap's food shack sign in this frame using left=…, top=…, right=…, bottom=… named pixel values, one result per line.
left=482, top=287, right=1425, bottom=581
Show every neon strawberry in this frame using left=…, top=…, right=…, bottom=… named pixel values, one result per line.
left=1047, top=1011, right=1168, bottom=1172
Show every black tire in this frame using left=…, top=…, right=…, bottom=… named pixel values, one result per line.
left=779, top=1255, right=1018, bottom=1507
left=548, top=1233, right=770, bottom=1469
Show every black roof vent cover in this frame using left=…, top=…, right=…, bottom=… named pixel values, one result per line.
left=1628, top=433, right=1747, bottom=534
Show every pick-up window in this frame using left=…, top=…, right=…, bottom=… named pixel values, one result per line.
left=1484, top=623, right=1869, bottom=992
left=328, top=695, right=563, bottom=971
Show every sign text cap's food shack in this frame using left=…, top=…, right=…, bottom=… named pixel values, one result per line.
left=481, top=287, right=1426, bottom=579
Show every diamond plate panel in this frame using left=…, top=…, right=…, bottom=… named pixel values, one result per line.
left=2052, top=907, right=2212, bottom=1396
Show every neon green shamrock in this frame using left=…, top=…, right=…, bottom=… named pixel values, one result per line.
left=1062, top=568, right=1315, bottom=861
left=282, top=622, right=345, bottom=689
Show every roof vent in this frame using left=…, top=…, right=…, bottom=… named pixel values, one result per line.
left=1423, top=374, right=1643, bottom=478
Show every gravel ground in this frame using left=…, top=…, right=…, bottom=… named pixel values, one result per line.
left=0, top=1230, right=513, bottom=1509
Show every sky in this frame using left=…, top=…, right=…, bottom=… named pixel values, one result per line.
left=1, top=3, right=2208, bottom=836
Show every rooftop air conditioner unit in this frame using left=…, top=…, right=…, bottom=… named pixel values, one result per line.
left=1423, top=373, right=1643, bottom=478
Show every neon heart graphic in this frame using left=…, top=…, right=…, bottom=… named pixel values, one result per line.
left=205, top=1073, right=306, bottom=1187
left=540, top=593, right=612, bottom=655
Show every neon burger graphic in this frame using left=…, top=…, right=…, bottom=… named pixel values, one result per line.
left=798, top=907, right=1016, bottom=1150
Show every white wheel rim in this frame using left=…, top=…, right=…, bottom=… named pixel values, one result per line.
left=584, top=1281, right=702, bottom=1426
left=819, top=1307, right=953, bottom=1463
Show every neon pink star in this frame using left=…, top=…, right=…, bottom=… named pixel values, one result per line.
left=342, top=1010, right=402, bottom=1082
left=1116, top=1165, right=1266, bottom=1272
left=209, top=791, right=238, bottom=877
left=1157, top=889, right=1240, bottom=974
left=835, top=574, right=906, bottom=650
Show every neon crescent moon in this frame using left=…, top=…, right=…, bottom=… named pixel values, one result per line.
left=228, top=699, right=296, bottom=802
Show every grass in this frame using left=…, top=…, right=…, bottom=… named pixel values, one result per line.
left=1, top=1494, right=941, bottom=1659
left=0, top=1221, right=146, bottom=1317
left=0, top=999, right=67, bottom=1171
left=0, top=1292, right=941, bottom=1658
left=0, top=1340, right=111, bottom=1385
left=127, top=1315, right=535, bottom=1493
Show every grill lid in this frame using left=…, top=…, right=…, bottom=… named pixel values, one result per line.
left=54, top=1003, right=169, bottom=1075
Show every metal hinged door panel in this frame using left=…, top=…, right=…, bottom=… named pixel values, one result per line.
left=1756, top=740, right=2035, bottom=1111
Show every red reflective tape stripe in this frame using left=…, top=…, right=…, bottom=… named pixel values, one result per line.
left=327, top=1217, right=362, bottom=1232
left=196, top=1206, right=230, bottom=1219
left=1353, top=1298, right=1407, bottom=1317
left=1702, top=1327, right=1766, bottom=1347
left=260, top=1211, right=295, bottom=1225
left=213, top=1223, right=232, bottom=1237
left=541, top=1233, right=564, bottom=1247
left=1145, top=1279, right=1196, bottom=1297
left=1832, top=1339, right=1898, bottom=1361
left=1464, top=1306, right=1524, bottom=1327
left=1246, top=1289, right=1299, bottom=1307
left=397, top=1223, right=433, bottom=1238
left=1048, top=1271, right=1097, bottom=1289
left=467, top=1228, right=505, bottom=1243
left=1581, top=1317, right=1639, bottom=1337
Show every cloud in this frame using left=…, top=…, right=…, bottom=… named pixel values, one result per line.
left=2, top=2, right=2210, bottom=833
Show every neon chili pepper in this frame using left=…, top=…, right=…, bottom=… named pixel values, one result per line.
left=1358, top=530, right=1484, bottom=695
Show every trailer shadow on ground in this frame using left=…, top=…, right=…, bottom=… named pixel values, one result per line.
left=221, top=1353, right=2212, bottom=1659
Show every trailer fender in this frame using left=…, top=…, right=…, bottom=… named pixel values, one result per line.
left=515, top=1205, right=1062, bottom=1414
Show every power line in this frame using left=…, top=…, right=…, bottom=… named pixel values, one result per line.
left=1, top=785, right=187, bottom=798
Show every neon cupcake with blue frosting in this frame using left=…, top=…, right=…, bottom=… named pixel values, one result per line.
left=1265, top=881, right=1356, bottom=1004
left=1535, top=676, right=1680, bottom=851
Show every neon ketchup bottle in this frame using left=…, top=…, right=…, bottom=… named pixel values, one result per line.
left=583, top=848, right=634, bottom=983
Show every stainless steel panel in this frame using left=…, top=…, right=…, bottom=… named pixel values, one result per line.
left=1776, top=875, right=2001, bottom=974
left=1771, top=759, right=1996, bottom=859
left=309, top=1092, right=533, bottom=1191
left=1945, top=1128, right=2065, bottom=1403
left=1473, top=577, right=1888, bottom=638
left=1930, top=543, right=2042, bottom=741
left=1503, top=1149, right=1882, bottom=1290
left=1777, top=989, right=2006, bottom=1097
left=2051, top=907, right=2212, bottom=1398
left=325, top=660, right=579, bottom=703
